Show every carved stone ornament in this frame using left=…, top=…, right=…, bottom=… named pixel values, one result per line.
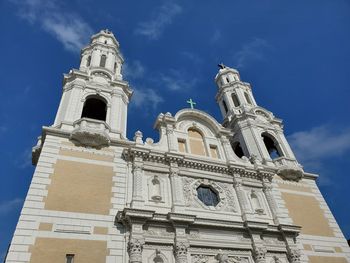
left=174, top=242, right=189, bottom=263
left=216, top=253, right=247, bottom=263
left=277, top=166, right=303, bottom=181
left=70, top=118, right=110, bottom=148
left=288, top=249, right=301, bottom=263
left=192, top=254, right=210, bottom=263
left=128, top=238, right=144, bottom=263
left=182, top=178, right=236, bottom=212
left=253, top=246, right=267, bottom=262
left=272, top=256, right=282, bottom=263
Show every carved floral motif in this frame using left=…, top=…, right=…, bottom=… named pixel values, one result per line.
left=128, top=238, right=144, bottom=263
left=253, top=247, right=267, bottom=262
left=174, top=242, right=189, bottom=263
left=288, top=249, right=301, bottom=263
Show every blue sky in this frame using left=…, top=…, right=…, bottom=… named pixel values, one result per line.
left=1, top=0, right=350, bottom=259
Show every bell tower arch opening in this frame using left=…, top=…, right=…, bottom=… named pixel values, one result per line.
left=81, top=96, right=107, bottom=121
left=262, top=133, right=283, bottom=159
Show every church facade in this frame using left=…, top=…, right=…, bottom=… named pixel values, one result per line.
left=5, top=30, right=350, bottom=263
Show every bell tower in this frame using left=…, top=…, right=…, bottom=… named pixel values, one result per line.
left=53, top=29, right=132, bottom=146
left=215, top=64, right=303, bottom=180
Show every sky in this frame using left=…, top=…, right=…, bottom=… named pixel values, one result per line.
left=0, top=0, right=350, bottom=259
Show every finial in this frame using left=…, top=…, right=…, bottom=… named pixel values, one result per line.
left=218, top=63, right=226, bottom=69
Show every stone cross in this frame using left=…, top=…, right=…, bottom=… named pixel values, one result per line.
left=186, top=98, right=196, bottom=109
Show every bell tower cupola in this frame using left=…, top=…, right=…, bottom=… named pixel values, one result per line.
left=79, top=29, right=123, bottom=80
left=215, top=63, right=257, bottom=120
left=52, top=29, right=132, bottom=146
left=215, top=64, right=303, bottom=180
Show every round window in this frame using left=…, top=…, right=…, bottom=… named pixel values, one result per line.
left=196, top=185, right=219, bottom=206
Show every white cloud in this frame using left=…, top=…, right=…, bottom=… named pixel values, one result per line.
left=210, top=29, right=222, bottom=44
left=0, top=198, right=23, bottom=215
left=234, top=38, right=270, bottom=68
left=159, top=69, right=198, bottom=91
left=10, top=0, right=93, bottom=52
left=135, top=2, right=182, bottom=40
left=14, top=148, right=32, bottom=169
left=131, top=87, right=164, bottom=110
left=180, top=51, right=202, bottom=65
left=288, top=125, right=350, bottom=169
left=289, top=125, right=350, bottom=160
left=123, top=60, right=146, bottom=80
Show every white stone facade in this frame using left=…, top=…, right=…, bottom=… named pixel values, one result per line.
left=5, top=30, right=350, bottom=263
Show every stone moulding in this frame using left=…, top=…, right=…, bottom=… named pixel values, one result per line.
left=70, top=118, right=111, bottom=148
left=123, top=148, right=277, bottom=182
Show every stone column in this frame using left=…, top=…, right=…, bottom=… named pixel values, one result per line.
left=174, top=240, right=189, bottom=263
left=169, top=164, right=184, bottom=211
left=232, top=173, right=252, bottom=220
left=166, top=124, right=177, bottom=151
left=262, top=178, right=281, bottom=225
left=128, top=238, right=144, bottom=263
left=220, top=136, right=235, bottom=161
left=171, top=221, right=191, bottom=263
left=106, top=52, right=115, bottom=71
left=91, top=49, right=100, bottom=67
left=109, top=89, right=120, bottom=133
left=131, top=158, right=144, bottom=207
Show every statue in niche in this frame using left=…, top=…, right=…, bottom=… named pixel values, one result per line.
left=151, top=176, right=162, bottom=201
left=272, top=256, right=282, bottom=263
left=153, top=249, right=164, bottom=263
left=215, top=253, right=246, bottom=263
left=250, top=190, right=264, bottom=214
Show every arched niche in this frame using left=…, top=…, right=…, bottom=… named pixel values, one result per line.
left=151, top=176, right=162, bottom=201
left=81, top=95, right=107, bottom=121
left=250, top=190, right=264, bottom=214
left=261, top=133, right=283, bottom=159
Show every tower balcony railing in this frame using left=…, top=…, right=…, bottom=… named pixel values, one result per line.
left=70, top=117, right=111, bottom=148
left=272, top=156, right=299, bottom=167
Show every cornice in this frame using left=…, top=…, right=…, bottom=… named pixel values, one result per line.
left=124, top=147, right=276, bottom=182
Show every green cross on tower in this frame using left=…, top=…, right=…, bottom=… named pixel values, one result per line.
left=186, top=98, right=196, bottom=109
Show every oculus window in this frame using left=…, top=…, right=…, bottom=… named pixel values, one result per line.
left=196, top=185, right=219, bottom=206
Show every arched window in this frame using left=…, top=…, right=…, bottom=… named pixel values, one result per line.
left=114, top=62, right=117, bottom=71
left=262, top=133, right=282, bottom=159
left=188, top=128, right=206, bottom=156
left=231, top=93, right=240, bottom=107
left=226, top=77, right=230, bottom=83
left=244, top=92, right=252, bottom=104
left=222, top=100, right=228, bottom=113
left=232, top=142, right=245, bottom=158
left=86, top=56, right=91, bottom=67
left=81, top=96, right=107, bottom=121
left=100, top=54, right=107, bottom=67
